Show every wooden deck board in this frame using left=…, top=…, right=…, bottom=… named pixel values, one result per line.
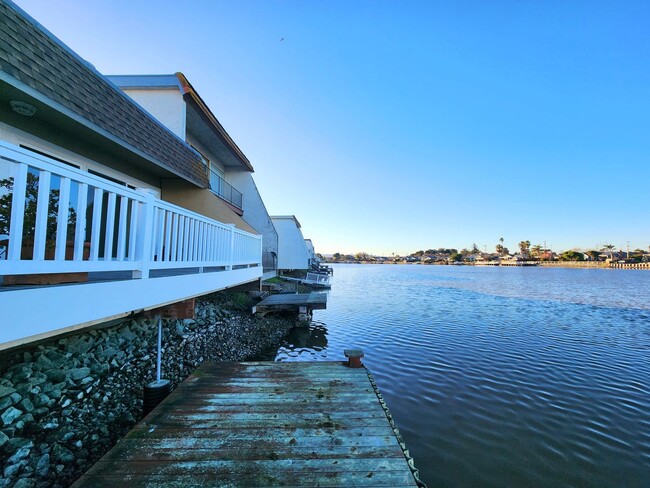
left=73, top=361, right=418, bottom=487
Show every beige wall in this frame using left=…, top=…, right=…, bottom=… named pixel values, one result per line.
left=161, top=179, right=258, bottom=234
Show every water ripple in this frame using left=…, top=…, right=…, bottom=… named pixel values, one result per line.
left=272, top=264, right=650, bottom=487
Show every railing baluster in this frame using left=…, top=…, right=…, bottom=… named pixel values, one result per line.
left=90, top=188, right=103, bottom=261
left=150, top=207, right=159, bottom=262
left=199, top=222, right=206, bottom=262
left=54, top=176, right=71, bottom=261
left=164, top=211, right=172, bottom=261
left=170, top=213, right=178, bottom=262
left=178, top=216, right=185, bottom=261
left=104, top=192, right=116, bottom=260
left=116, top=196, right=128, bottom=261
left=128, top=199, right=139, bottom=261
left=7, top=163, right=28, bottom=261
left=73, top=183, right=88, bottom=261
left=156, top=208, right=165, bottom=261
left=188, top=219, right=195, bottom=262
left=33, top=170, right=52, bottom=261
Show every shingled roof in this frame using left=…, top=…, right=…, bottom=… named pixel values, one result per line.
left=0, top=0, right=208, bottom=188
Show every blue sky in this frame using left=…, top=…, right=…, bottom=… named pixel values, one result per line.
left=15, top=0, right=650, bottom=255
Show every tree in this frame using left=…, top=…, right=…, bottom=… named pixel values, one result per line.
left=586, top=250, right=600, bottom=261
left=602, top=244, right=615, bottom=261
left=332, top=252, right=342, bottom=261
left=496, top=237, right=505, bottom=256
left=531, top=244, right=543, bottom=259
left=471, top=243, right=479, bottom=254
left=449, top=252, right=462, bottom=262
left=0, top=173, right=76, bottom=246
left=560, top=250, right=584, bottom=261
left=519, top=240, right=531, bottom=259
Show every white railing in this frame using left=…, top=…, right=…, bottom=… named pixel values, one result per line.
left=0, top=142, right=261, bottom=279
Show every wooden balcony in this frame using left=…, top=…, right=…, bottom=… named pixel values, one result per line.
left=0, top=142, right=262, bottom=350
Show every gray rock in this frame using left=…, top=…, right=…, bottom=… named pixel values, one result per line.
left=66, top=337, right=93, bottom=355
left=52, top=443, right=74, bottom=463
left=7, top=444, right=31, bottom=463
left=13, top=478, right=36, bottom=488
left=35, top=354, right=54, bottom=370
left=20, top=398, right=34, bottom=412
left=36, top=453, right=50, bottom=477
left=44, top=370, right=67, bottom=383
left=68, top=367, right=91, bottom=381
left=3, top=461, right=23, bottom=479
left=0, top=397, right=13, bottom=410
left=1, top=406, right=23, bottom=426
left=6, top=437, right=33, bottom=451
left=0, top=386, right=15, bottom=398
left=12, top=366, right=33, bottom=382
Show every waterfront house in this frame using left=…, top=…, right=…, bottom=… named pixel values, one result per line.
left=107, top=74, right=279, bottom=279
left=0, top=1, right=262, bottom=349
left=271, top=215, right=312, bottom=271
left=304, top=239, right=317, bottom=265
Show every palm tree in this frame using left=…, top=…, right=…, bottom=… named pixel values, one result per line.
left=531, top=244, right=543, bottom=259
left=519, top=240, right=531, bottom=259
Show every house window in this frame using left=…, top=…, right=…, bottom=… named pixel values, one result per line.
left=20, top=145, right=80, bottom=169
left=209, top=163, right=225, bottom=196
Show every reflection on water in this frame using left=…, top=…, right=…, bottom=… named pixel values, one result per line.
left=276, top=322, right=329, bottom=361
left=271, top=264, right=650, bottom=487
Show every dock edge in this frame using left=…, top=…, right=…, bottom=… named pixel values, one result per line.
left=366, top=369, right=428, bottom=488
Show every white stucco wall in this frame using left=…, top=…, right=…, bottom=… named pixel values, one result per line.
left=120, top=88, right=186, bottom=140
left=271, top=216, right=311, bottom=270
left=229, top=172, right=278, bottom=260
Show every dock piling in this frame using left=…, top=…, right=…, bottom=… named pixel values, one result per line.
left=344, top=348, right=365, bottom=368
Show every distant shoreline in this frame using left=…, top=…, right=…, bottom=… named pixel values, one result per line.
left=323, top=261, right=650, bottom=270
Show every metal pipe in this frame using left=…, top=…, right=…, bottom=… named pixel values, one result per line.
left=156, top=315, right=162, bottom=382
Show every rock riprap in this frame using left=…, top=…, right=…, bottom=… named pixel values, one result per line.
left=0, top=291, right=294, bottom=488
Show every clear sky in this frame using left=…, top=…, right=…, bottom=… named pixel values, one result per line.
left=14, top=0, right=650, bottom=255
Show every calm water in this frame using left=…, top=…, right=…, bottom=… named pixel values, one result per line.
left=270, top=264, right=650, bottom=487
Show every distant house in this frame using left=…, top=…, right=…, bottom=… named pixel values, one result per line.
left=304, top=239, right=317, bottom=265
left=271, top=216, right=312, bottom=271
left=108, top=74, right=279, bottom=277
left=0, top=2, right=262, bottom=349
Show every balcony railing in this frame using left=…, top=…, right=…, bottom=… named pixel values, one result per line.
left=209, top=170, right=243, bottom=210
left=0, top=142, right=261, bottom=280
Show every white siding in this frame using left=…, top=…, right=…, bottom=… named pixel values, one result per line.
left=120, top=88, right=186, bottom=139
left=229, top=172, right=278, bottom=259
left=272, top=216, right=311, bottom=270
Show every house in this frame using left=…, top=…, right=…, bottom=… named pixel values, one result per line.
left=271, top=215, right=312, bottom=271
left=0, top=1, right=263, bottom=349
left=107, top=74, right=279, bottom=278
left=304, top=239, right=317, bottom=265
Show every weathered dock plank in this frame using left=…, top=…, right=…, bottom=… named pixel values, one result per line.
left=73, top=361, right=419, bottom=487
left=254, top=292, right=327, bottom=316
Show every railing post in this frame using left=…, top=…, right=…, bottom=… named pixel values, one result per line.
left=7, top=162, right=28, bottom=261
left=133, top=190, right=156, bottom=279
left=226, top=224, right=235, bottom=270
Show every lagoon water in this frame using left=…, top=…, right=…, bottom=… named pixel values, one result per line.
left=269, top=264, right=650, bottom=487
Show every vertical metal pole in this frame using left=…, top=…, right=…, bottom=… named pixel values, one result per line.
left=156, top=315, right=162, bottom=382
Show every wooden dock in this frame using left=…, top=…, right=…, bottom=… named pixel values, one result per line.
left=73, top=361, right=420, bottom=487
left=253, top=292, right=327, bottom=317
